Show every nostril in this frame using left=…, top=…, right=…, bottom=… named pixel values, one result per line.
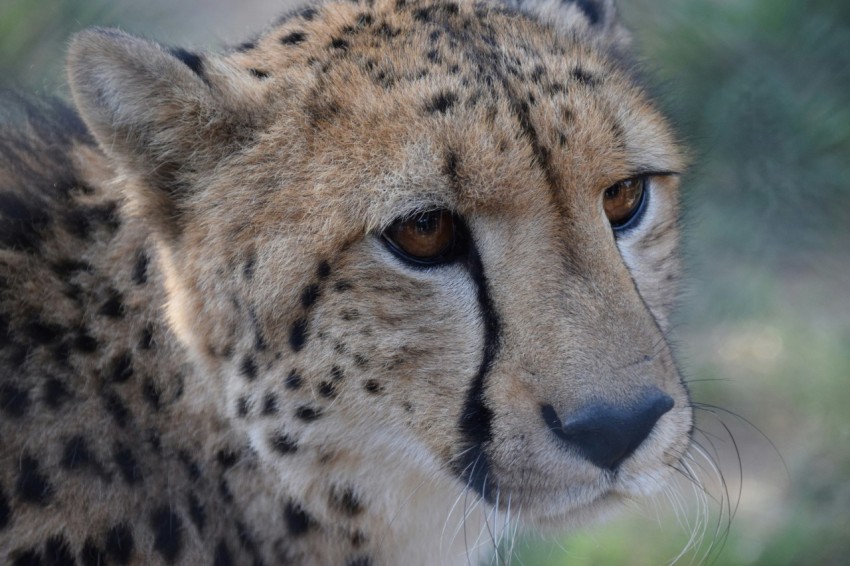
left=542, top=388, right=674, bottom=470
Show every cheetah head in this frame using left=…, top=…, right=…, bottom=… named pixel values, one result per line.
left=68, top=0, right=691, bottom=539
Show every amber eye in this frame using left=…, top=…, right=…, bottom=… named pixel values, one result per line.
left=603, top=176, right=647, bottom=230
left=382, top=210, right=458, bottom=265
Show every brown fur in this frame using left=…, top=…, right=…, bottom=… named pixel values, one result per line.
left=0, top=0, right=690, bottom=563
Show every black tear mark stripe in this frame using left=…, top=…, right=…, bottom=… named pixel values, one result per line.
left=455, top=236, right=501, bottom=501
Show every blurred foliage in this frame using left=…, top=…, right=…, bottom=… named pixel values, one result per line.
left=1, top=0, right=848, bottom=564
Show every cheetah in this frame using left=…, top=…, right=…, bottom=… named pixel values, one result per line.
left=0, top=0, right=692, bottom=563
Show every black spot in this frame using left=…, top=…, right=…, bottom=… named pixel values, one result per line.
left=44, top=535, right=75, bottom=565
left=425, top=91, right=457, bottom=114
left=51, top=341, right=71, bottom=367
left=569, top=0, right=602, bottom=25
left=219, top=479, right=234, bottom=504
left=248, top=307, right=268, bottom=351
left=0, top=192, right=51, bottom=251
left=23, top=319, right=63, bottom=345
left=403, top=401, right=413, bottom=413
left=52, top=259, right=90, bottom=280
left=301, top=284, right=320, bottom=309
left=363, top=380, right=383, bottom=395
left=236, top=396, right=250, bottom=418
left=334, top=280, right=353, bottom=292
left=150, top=507, right=183, bottom=564
left=114, top=443, right=142, bottom=485
left=147, top=430, right=163, bottom=454
left=235, top=520, right=260, bottom=555
left=73, top=331, right=98, bottom=353
left=16, top=455, right=53, bottom=505
left=346, top=557, right=372, bottom=566
left=300, top=7, right=317, bottom=20
left=142, top=378, right=162, bottom=411
left=280, top=31, right=306, bottom=45
left=427, top=49, right=440, bottom=63
left=43, top=377, right=71, bottom=410
left=330, top=38, right=349, bottom=50
left=61, top=435, right=95, bottom=471
left=350, top=531, right=366, bottom=547
left=3, top=342, right=27, bottom=368
left=179, top=451, right=202, bottom=482
left=341, top=309, right=359, bottom=321
left=85, top=202, right=121, bottom=233
left=352, top=354, right=368, bottom=368
left=169, top=47, right=205, bottom=80
left=289, top=318, right=308, bottom=351
left=110, top=352, right=134, bottom=383
left=284, top=502, right=313, bottom=536
left=356, top=13, right=374, bottom=27
left=270, top=433, right=298, bottom=455
left=0, top=485, right=10, bottom=529
left=103, top=390, right=130, bottom=428
left=216, top=449, right=239, bottom=469
left=318, top=381, right=336, bottom=399
left=214, top=541, right=233, bottom=566
left=240, top=356, right=258, bottom=381
left=187, top=492, right=206, bottom=533
left=0, top=382, right=30, bottom=418
left=105, top=523, right=134, bottom=564
left=243, top=255, right=255, bottom=279
left=571, top=67, right=597, bottom=85
left=413, top=7, right=432, bottom=21
left=443, top=150, right=459, bottom=185
left=80, top=538, right=105, bottom=566
left=285, top=370, right=302, bottom=390
left=139, top=325, right=154, bottom=350
left=330, top=486, right=363, bottom=516
left=376, top=22, right=400, bottom=39
left=98, top=291, right=124, bottom=318
left=236, top=40, right=256, bottom=52
left=331, top=366, right=344, bottom=381
left=262, top=393, right=278, bottom=416
left=132, top=250, right=148, bottom=284
left=11, top=547, right=41, bottom=566
left=249, top=68, right=270, bottom=79
left=295, top=405, right=322, bottom=422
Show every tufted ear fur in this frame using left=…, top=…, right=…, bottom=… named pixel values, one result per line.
left=503, top=0, right=629, bottom=43
left=67, top=28, right=264, bottom=237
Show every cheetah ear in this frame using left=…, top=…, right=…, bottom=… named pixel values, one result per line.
left=506, top=0, right=628, bottom=42
left=67, top=28, right=261, bottom=235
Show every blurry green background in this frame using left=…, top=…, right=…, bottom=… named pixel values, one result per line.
left=2, top=0, right=848, bottom=564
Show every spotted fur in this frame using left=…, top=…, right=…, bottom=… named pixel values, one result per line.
left=1, top=0, right=690, bottom=563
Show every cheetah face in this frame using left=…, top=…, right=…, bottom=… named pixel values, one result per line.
left=69, top=0, right=691, bottom=532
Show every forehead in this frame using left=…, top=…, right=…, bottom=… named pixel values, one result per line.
left=232, top=0, right=682, bottom=220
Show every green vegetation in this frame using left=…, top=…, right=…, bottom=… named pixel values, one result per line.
left=2, top=0, right=847, bottom=563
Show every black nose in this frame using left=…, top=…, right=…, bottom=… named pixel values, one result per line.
left=541, top=389, right=674, bottom=470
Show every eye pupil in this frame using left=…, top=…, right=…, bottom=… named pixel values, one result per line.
left=416, top=213, right=437, bottom=234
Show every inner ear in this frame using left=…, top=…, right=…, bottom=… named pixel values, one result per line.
left=67, top=28, right=259, bottom=237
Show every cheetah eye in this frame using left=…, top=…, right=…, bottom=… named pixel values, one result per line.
left=382, top=209, right=460, bottom=266
left=603, top=176, right=647, bottom=231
